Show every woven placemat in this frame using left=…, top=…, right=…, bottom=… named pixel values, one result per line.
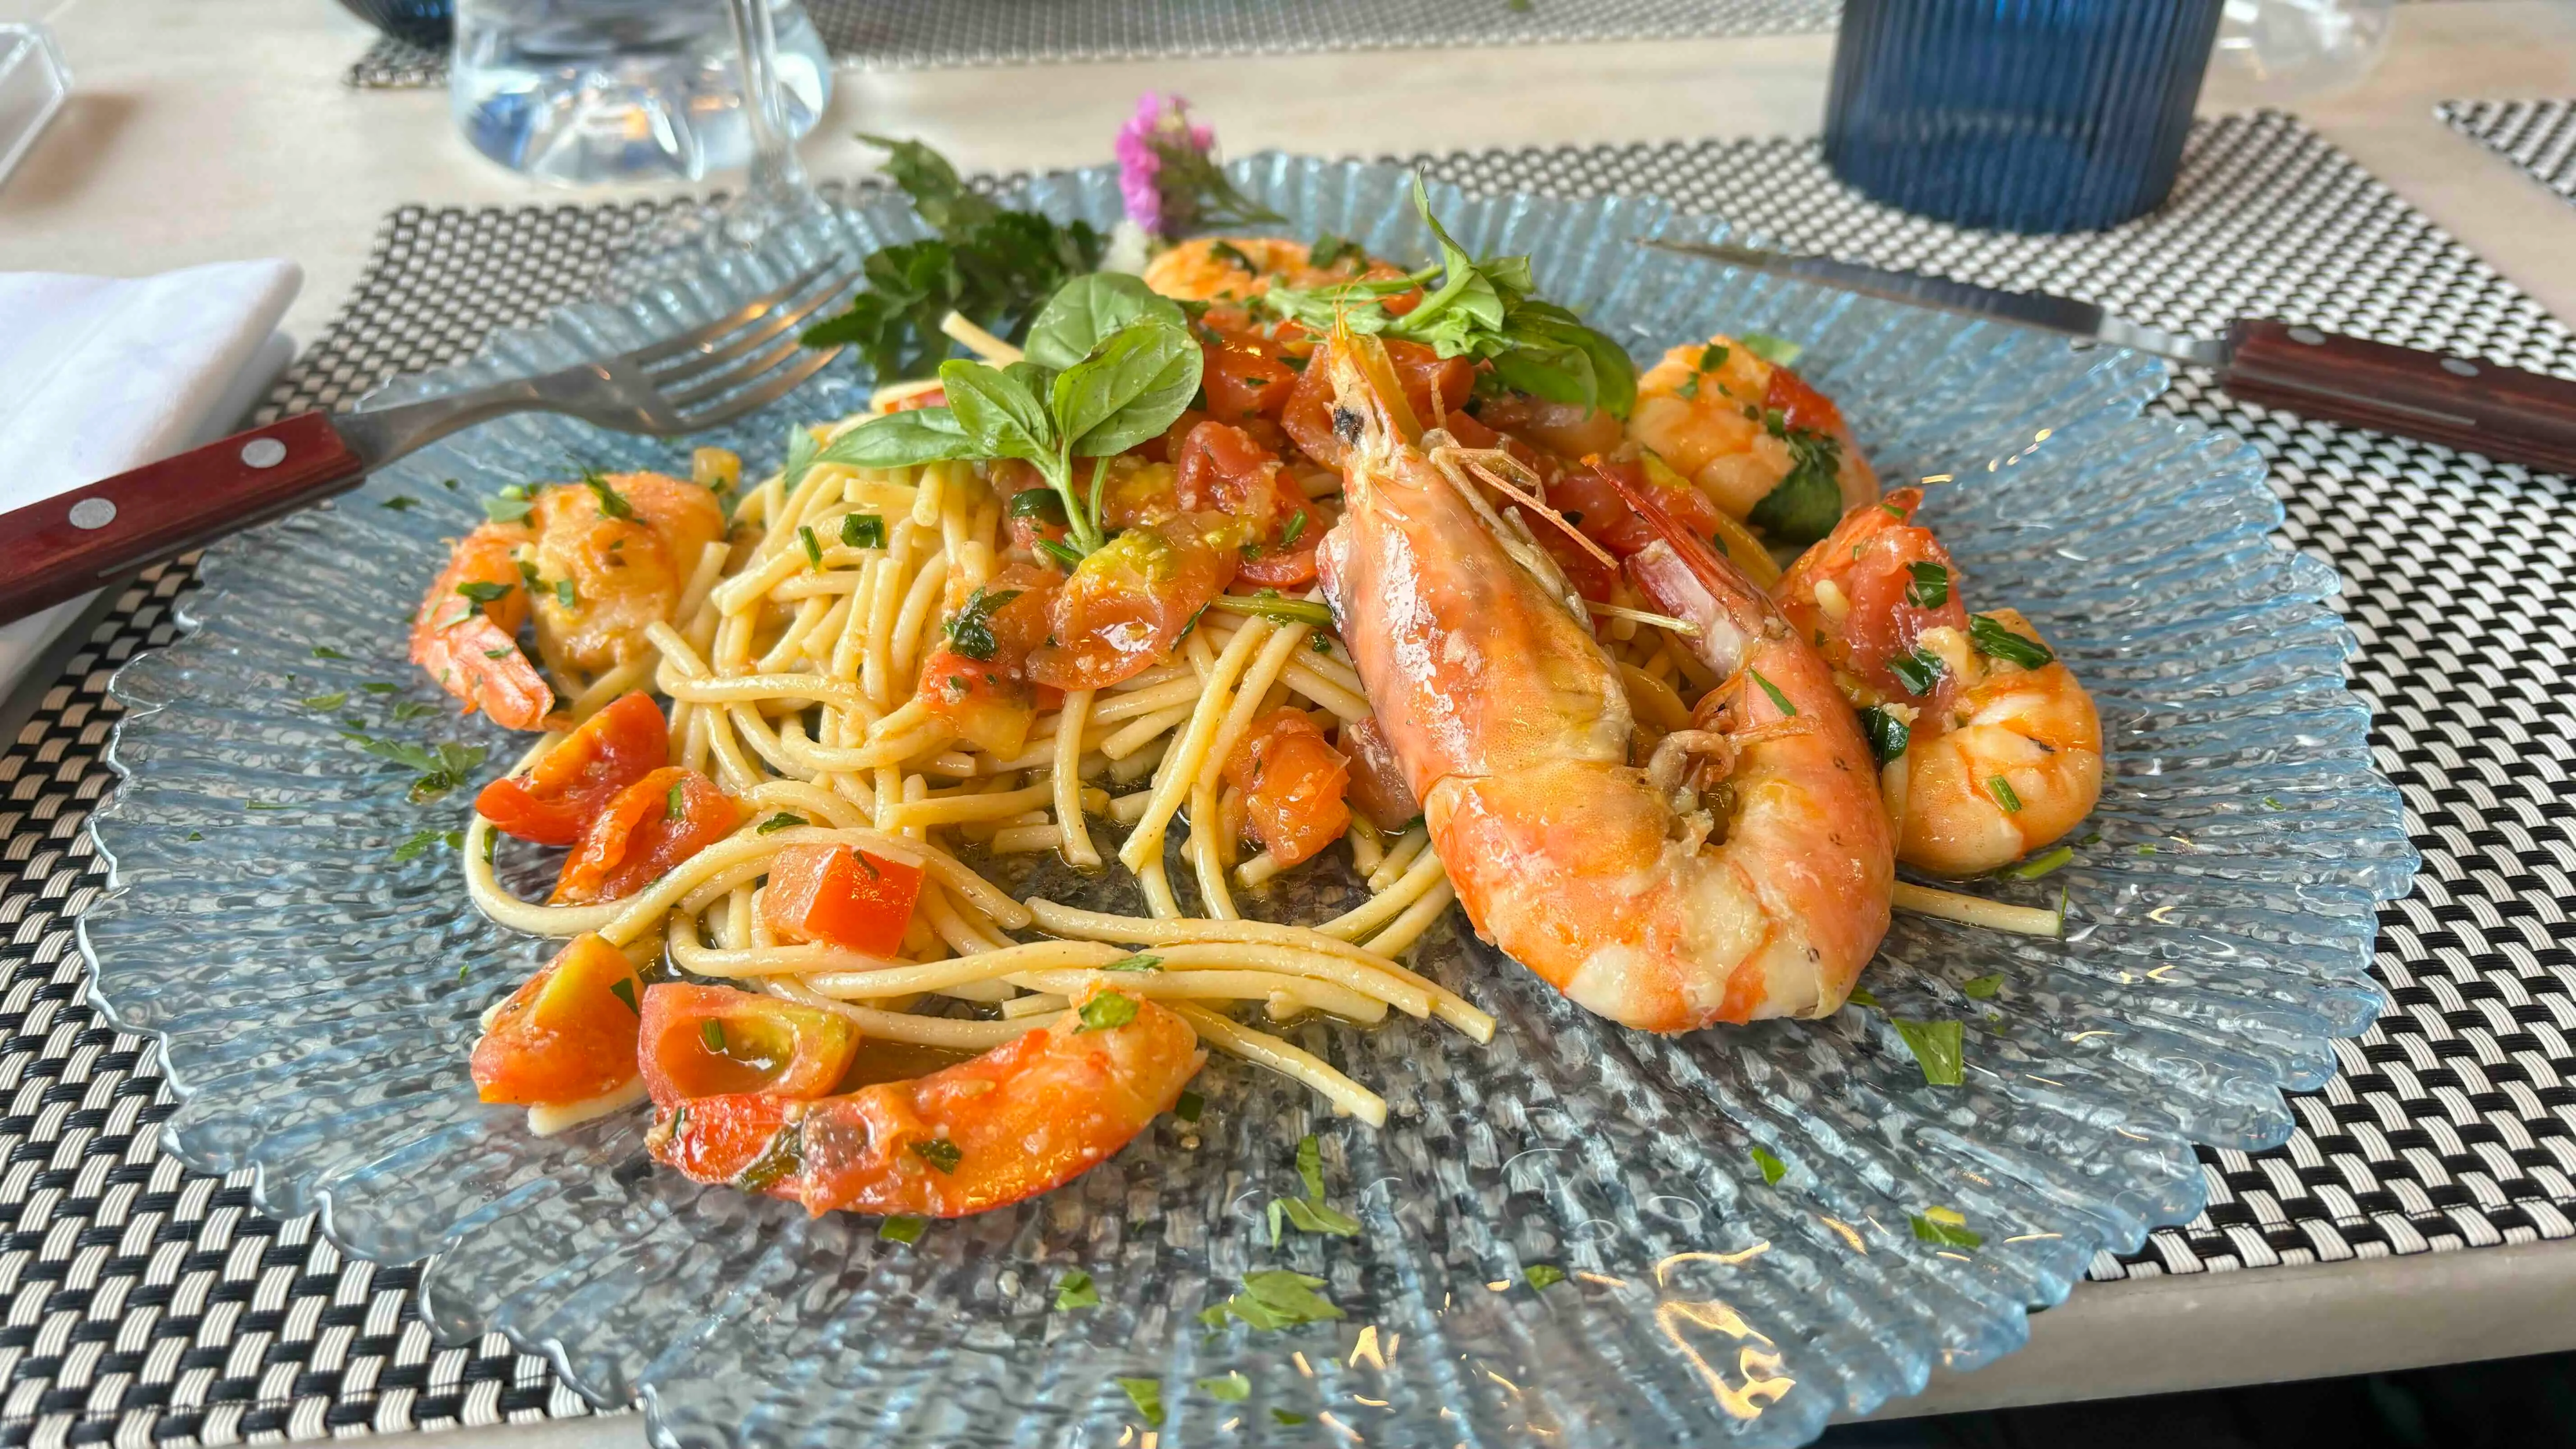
left=5, top=112, right=2574, bottom=1446
left=347, top=0, right=1839, bottom=88
left=2441, top=98, right=2576, bottom=210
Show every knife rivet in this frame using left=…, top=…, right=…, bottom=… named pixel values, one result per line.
left=2440, top=358, right=2479, bottom=377
left=2287, top=327, right=2325, bottom=346
left=68, top=498, right=117, bottom=530
left=241, top=438, right=288, bottom=469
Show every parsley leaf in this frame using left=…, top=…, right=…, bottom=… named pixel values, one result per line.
left=1910, top=1205, right=1983, bottom=1249
left=1054, top=1270, right=1100, bottom=1311
left=380, top=495, right=419, bottom=512
left=455, top=580, right=511, bottom=605
left=301, top=691, right=349, bottom=710
left=1076, top=992, right=1138, bottom=1033
left=1751, top=1145, right=1788, bottom=1185
left=911, top=1137, right=962, bottom=1173
left=1858, top=705, right=1910, bottom=767
left=1202, top=1270, right=1343, bottom=1331
left=1961, top=974, right=2005, bottom=1000
left=482, top=485, right=534, bottom=524
left=1904, top=561, right=1950, bottom=609
left=879, top=1214, right=927, bottom=1244
left=1103, top=954, right=1163, bottom=972
left=1114, top=1377, right=1165, bottom=1428
left=1887, top=647, right=1946, bottom=697
left=311, top=646, right=350, bottom=660
left=943, top=586, right=1024, bottom=662
left=1197, top=1371, right=1251, bottom=1403
left=1746, top=426, right=1844, bottom=545
left=1524, top=1263, right=1568, bottom=1290
left=842, top=512, right=886, bottom=549
left=1891, top=1017, right=1965, bottom=1086
left=1739, top=332, right=1804, bottom=367
left=1175, top=1088, right=1205, bottom=1123
left=391, top=827, right=462, bottom=863
left=756, top=812, right=807, bottom=834
left=579, top=469, right=634, bottom=519
left=1969, top=613, right=2056, bottom=668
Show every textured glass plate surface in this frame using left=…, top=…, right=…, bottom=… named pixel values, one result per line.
left=81, top=158, right=2415, bottom=1449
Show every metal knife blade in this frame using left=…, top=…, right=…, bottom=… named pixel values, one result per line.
left=1635, top=239, right=2231, bottom=370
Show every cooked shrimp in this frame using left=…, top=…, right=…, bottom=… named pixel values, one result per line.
left=1143, top=235, right=1373, bottom=303
left=646, top=984, right=1204, bottom=1218
left=1771, top=488, right=2103, bottom=876
left=1625, top=333, right=1878, bottom=543
left=1316, top=332, right=1893, bottom=1030
left=409, top=521, right=554, bottom=730
left=525, top=471, right=725, bottom=676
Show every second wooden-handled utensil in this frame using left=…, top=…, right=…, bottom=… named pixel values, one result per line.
left=1640, top=239, right=2576, bottom=478
left=0, top=258, right=862, bottom=629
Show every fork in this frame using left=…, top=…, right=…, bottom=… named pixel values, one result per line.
left=0, top=257, right=861, bottom=628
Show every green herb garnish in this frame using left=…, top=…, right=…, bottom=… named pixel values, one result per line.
left=1198, top=1371, right=1251, bottom=1403
left=482, top=485, right=534, bottom=524
left=1205, top=592, right=1334, bottom=627
left=1273, top=1410, right=1311, bottom=1426
left=455, top=580, right=511, bottom=605
left=1306, top=231, right=1365, bottom=271
left=1904, top=561, right=1950, bottom=609
left=943, top=586, right=1025, bottom=662
left=1201, top=1270, right=1343, bottom=1331
left=1739, top=332, right=1803, bottom=367
left=842, top=512, right=888, bottom=548
left=1961, top=974, right=2004, bottom=1000
left=1175, top=1088, right=1205, bottom=1123
left=1747, top=427, right=1844, bottom=545
left=609, top=977, right=641, bottom=1015
left=580, top=468, right=634, bottom=520
left=1054, top=1270, right=1100, bottom=1311
left=1746, top=667, right=1797, bottom=717
left=879, top=1214, right=928, bottom=1244
left=665, top=779, right=687, bottom=820
left=1887, top=647, right=1946, bottom=697
left=1103, top=954, right=1163, bottom=973
left=1115, top=1377, right=1165, bottom=1428
left=302, top=691, right=349, bottom=710
left=756, top=812, right=807, bottom=834
left=1969, top=613, right=2054, bottom=668
left=799, top=524, right=823, bottom=569
left=311, top=646, right=350, bottom=660
left=911, top=1137, right=962, bottom=1173
left=391, top=827, right=462, bottom=863
left=702, top=1018, right=727, bottom=1053
left=1076, top=992, right=1139, bottom=1033
left=1989, top=776, right=2023, bottom=812
left=2000, top=845, right=2073, bottom=880
left=1858, top=705, right=1910, bottom=767
left=380, top=495, right=419, bottom=512
left=1909, top=1206, right=1983, bottom=1249
left=1890, top=1018, right=1964, bottom=1086
left=1524, top=1263, right=1568, bottom=1290
left=554, top=578, right=577, bottom=610
left=1751, top=1145, right=1788, bottom=1185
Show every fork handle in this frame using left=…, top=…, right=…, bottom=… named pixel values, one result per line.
left=0, top=412, right=368, bottom=627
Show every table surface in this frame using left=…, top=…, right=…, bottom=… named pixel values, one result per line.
left=5, top=0, right=2576, bottom=1440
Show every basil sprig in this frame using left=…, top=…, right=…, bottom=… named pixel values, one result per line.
left=828, top=296, right=1203, bottom=557
left=1253, top=176, right=1638, bottom=419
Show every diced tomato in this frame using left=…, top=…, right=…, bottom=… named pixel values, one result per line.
left=1546, top=456, right=1728, bottom=562
left=470, top=933, right=645, bottom=1107
left=786, top=987, right=1204, bottom=1218
left=1221, top=708, right=1352, bottom=868
left=1175, top=421, right=1302, bottom=536
left=1025, top=515, right=1242, bottom=690
left=474, top=692, right=667, bottom=846
left=1278, top=356, right=1346, bottom=468
left=637, top=982, right=860, bottom=1106
left=1202, top=342, right=1298, bottom=422
left=1774, top=485, right=1969, bottom=710
left=758, top=843, right=925, bottom=957
left=651, top=1091, right=796, bottom=1186
left=552, top=767, right=748, bottom=904
left=1386, top=339, right=1476, bottom=423
left=1764, top=364, right=1845, bottom=437
left=919, top=649, right=1035, bottom=756
left=1339, top=715, right=1421, bottom=833
left=916, top=564, right=1057, bottom=755
left=888, top=387, right=948, bottom=413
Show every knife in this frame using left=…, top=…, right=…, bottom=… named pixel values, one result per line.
left=1637, top=239, right=2576, bottom=478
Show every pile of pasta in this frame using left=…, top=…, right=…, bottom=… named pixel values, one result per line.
left=465, top=401, right=1499, bottom=1127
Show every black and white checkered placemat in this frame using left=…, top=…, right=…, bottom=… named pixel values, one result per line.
left=2441, top=98, right=2576, bottom=210
left=5, top=112, right=2574, bottom=1446
left=346, top=0, right=1839, bottom=88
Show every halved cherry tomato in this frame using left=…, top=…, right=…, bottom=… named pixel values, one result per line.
left=758, top=843, right=925, bottom=957
left=1025, top=515, right=1242, bottom=690
left=1098, top=460, right=1184, bottom=531
left=1339, top=716, right=1421, bottom=833
left=552, top=766, right=749, bottom=904
left=470, top=933, right=645, bottom=1106
left=1202, top=342, right=1298, bottom=422
left=650, top=1091, right=796, bottom=1187
left=637, top=982, right=860, bottom=1105
left=916, top=564, right=1057, bottom=755
left=1764, top=364, right=1846, bottom=437
left=919, top=649, right=1036, bottom=757
left=474, top=692, right=668, bottom=846
left=786, top=987, right=1203, bottom=1218
left=1222, top=708, right=1352, bottom=869
left=1175, top=421, right=1301, bottom=529
left=1545, top=456, right=1728, bottom=562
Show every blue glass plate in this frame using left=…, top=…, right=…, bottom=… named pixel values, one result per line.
left=80, top=158, right=2414, bottom=1448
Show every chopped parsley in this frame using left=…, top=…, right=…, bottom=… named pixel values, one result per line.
left=1886, top=647, right=1946, bottom=697
left=735, top=1127, right=804, bottom=1193
left=1746, top=667, right=1796, bottom=717
left=1891, top=1017, right=1965, bottom=1086
left=1197, top=1371, right=1251, bottom=1403
left=1969, top=613, right=2054, bottom=668
left=243, top=801, right=290, bottom=812
left=361, top=682, right=399, bottom=695
left=1847, top=987, right=1880, bottom=1007
left=1115, top=1377, right=1166, bottom=1428
left=580, top=469, right=634, bottom=520
left=1524, top=1263, right=1568, bottom=1290
left=1909, top=1205, right=1983, bottom=1249
left=1751, top=1145, right=1788, bottom=1185
left=1268, top=1134, right=1361, bottom=1242
left=1746, top=426, right=1844, bottom=545
left=665, top=779, right=687, bottom=820
left=311, top=646, right=350, bottom=660
left=1199, top=1270, right=1343, bottom=1331
left=799, top=525, right=823, bottom=569
left=2000, top=845, right=2073, bottom=880
left=842, top=512, right=888, bottom=548
left=1076, top=992, right=1139, bottom=1033
left=701, top=1018, right=727, bottom=1053
left=1054, top=1270, right=1100, bottom=1311
left=1273, top=1410, right=1311, bottom=1426
left=555, top=578, right=577, bottom=610
left=943, top=586, right=1023, bottom=662
left=301, top=691, right=349, bottom=711
left=756, top=812, right=807, bottom=834
left=1306, top=231, right=1365, bottom=271
left=911, top=1136, right=962, bottom=1173
left=1739, top=332, right=1803, bottom=367
left=455, top=580, right=512, bottom=605
left=1858, top=705, right=1910, bottom=767
left=1988, top=776, right=2024, bottom=813
left=608, top=977, right=641, bottom=1015
left=391, top=827, right=462, bottom=862
left=1103, top=954, right=1164, bottom=972
left=1961, top=974, right=2004, bottom=1000
left=1279, top=510, right=1309, bottom=547
left=1006, top=489, right=1063, bottom=521
left=343, top=734, right=488, bottom=804
left=1209, top=239, right=1257, bottom=273
left=879, top=1214, right=927, bottom=1244
left=380, top=495, right=420, bottom=512
left=1904, top=561, right=1950, bottom=609
left=1310, top=633, right=1333, bottom=653
left=482, top=484, right=534, bottom=524
left=1697, top=342, right=1730, bottom=374
left=1175, top=1088, right=1205, bottom=1123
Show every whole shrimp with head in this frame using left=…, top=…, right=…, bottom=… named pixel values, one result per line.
left=1314, top=332, right=1894, bottom=1030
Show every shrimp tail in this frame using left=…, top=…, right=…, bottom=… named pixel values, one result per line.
left=1600, top=462, right=1771, bottom=680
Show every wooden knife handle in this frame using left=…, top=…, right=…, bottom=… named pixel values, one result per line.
left=2222, top=318, right=2576, bottom=477
left=0, top=412, right=367, bottom=626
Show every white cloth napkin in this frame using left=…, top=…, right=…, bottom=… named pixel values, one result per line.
left=0, top=259, right=302, bottom=701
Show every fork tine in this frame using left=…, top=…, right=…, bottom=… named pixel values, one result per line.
left=643, top=271, right=861, bottom=387
left=662, top=326, right=835, bottom=411
left=625, top=257, right=848, bottom=366
left=674, top=345, right=845, bottom=431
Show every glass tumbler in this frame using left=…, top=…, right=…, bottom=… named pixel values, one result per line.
left=1823, top=0, right=2226, bottom=233
left=451, top=0, right=831, bottom=186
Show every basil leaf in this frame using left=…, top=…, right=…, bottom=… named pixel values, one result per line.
left=781, top=423, right=821, bottom=494
left=941, top=359, right=1056, bottom=463
left=1023, top=273, right=1188, bottom=371
left=1053, top=319, right=1204, bottom=459
left=1114, top=1377, right=1165, bottom=1428
left=822, top=407, right=976, bottom=469
left=1750, top=1145, right=1788, bottom=1185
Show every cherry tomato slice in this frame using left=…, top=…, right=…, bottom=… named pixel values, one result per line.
left=1222, top=708, right=1352, bottom=869
left=1764, top=364, right=1847, bottom=437
left=1025, top=515, right=1242, bottom=691
left=470, top=933, right=645, bottom=1107
left=637, top=982, right=860, bottom=1106
left=474, top=691, right=668, bottom=846
left=552, top=767, right=748, bottom=904
left=650, top=1091, right=797, bottom=1187
left=758, top=843, right=925, bottom=957
left=1202, top=342, right=1298, bottom=423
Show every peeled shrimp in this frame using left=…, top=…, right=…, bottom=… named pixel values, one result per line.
left=409, top=521, right=554, bottom=730
left=1773, top=490, right=2101, bottom=876
left=1316, top=333, right=1893, bottom=1030
left=1625, top=333, right=1878, bottom=534
left=1143, top=235, right=1372, bottom=304
left=524, top=471, right=725, bottom=675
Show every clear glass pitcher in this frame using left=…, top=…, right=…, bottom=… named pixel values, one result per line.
left=451, top=0, right=831, bottom=186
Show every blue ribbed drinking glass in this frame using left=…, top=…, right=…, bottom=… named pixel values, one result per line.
left=1823, top=0, right=2225, bottom=233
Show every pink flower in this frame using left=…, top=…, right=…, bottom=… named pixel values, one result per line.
left=1114, top=92, right=1279, bottom=239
